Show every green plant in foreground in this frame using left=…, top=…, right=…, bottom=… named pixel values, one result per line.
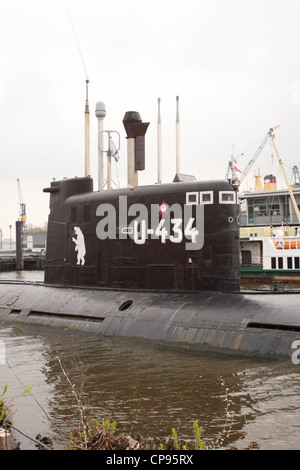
left=100, top=419, right=117, bottom=435
left=66, top=418, right=119, bottom=450
left=66, top=417, right=209, bottom=451
left=0, top=384, right=8, bottom=425
left=0, top=383, right=33, bottom=429
left=193, top=420, right=206, bottom=450
left=171, top=427, right=188, bottom=450
left=158, top=420, right=206, bottom=450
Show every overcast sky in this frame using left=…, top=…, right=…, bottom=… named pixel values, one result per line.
left=1, top=0, right=300, bottom=240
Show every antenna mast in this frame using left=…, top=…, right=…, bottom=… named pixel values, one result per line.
left=85, top=80, right=90, bottom=176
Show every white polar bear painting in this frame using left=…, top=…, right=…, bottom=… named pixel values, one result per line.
left=72, top=227, right=86, bottom=265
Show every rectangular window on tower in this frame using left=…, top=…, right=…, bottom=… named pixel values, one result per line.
left=219, top=191, right=236, bottom=204
left=186, top=192, right=199, bottom=205
left=200, top=191, right=213, bottom=205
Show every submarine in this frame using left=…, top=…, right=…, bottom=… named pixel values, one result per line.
left=1, top=103, right=300, bottom=360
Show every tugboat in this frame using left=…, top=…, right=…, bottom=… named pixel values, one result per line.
left=1, top=99, right=300, bottom=360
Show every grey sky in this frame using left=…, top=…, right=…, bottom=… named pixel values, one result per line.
left=1, top=0, right=300, bottom=239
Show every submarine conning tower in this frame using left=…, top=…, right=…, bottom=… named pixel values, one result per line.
left=43, top=177, right=240, bottom=293
left=43, top=107, right=240, bottom=293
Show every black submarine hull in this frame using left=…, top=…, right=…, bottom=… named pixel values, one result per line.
left=1, top=281, right=300, bottom=359
left=2, top=176, right=298, bottom=360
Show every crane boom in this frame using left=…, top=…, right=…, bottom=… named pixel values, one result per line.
left=17, top=178, right=26, bottom=222
left=239, top=128, right=276, bottom=184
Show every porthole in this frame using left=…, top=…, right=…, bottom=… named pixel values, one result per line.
left=119, top=300, right=133, bottom=311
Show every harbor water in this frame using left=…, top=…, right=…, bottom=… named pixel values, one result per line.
left=0, top=271, right=300, bottom=450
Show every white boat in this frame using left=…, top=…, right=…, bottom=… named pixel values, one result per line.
left=240, top=229, right=300, bottom=282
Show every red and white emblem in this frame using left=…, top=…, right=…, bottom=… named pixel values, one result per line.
left=158, top=200, right=170, bottom=215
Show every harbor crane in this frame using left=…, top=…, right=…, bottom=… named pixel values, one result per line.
left=226, top=126, right=279, bottom=184
left=239, top=127, right=277, bottom=184
left=17, top=178, right=26, bottom=222
left=291, top=165, right=300, bottom=187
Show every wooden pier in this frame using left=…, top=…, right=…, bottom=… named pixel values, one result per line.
left=0, top=251, right=45, bottom=271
